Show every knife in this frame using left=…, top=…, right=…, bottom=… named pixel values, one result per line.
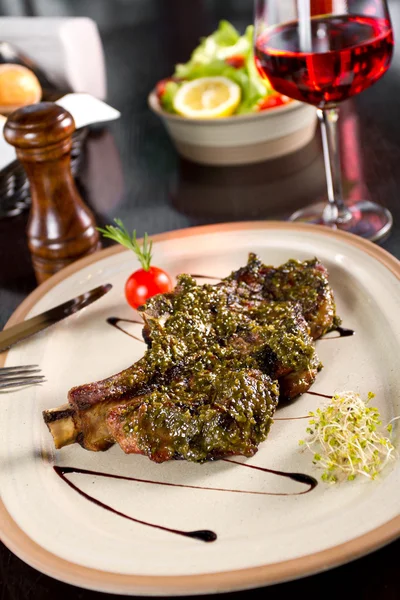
left=0, top=283, right=112, bottom=353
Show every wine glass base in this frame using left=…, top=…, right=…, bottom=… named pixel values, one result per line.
left=289, top=200, right=393, bottom=242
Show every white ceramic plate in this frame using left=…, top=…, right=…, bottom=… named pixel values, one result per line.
left=1, top=222, right=399, bottom=596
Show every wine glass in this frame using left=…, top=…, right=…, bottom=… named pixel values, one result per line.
left=254, top=0, right=394, bottom=241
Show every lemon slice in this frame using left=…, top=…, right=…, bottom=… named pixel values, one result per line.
left=173, top=76, right=241, bottom=119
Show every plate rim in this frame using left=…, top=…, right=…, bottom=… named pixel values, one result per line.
left=1, top=220, right=399, bottom=595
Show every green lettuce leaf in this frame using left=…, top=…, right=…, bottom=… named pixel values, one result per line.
left=162, top=21, right=276, bottom=115
left=212, top=20, right=240, bottom=47
left=175, top=20, right=245, bottom=79
left=236, top=25, right=273, bottom=114
left=176, top=59, right=232, bottom=81
left=160, top=81, right=180, bottom=113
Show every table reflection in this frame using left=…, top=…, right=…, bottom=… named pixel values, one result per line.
left=171, top=102, right=366, bottom=221
left=171, top=133, right=325, bottom=220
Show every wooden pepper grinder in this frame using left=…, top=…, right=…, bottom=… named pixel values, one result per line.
left=4, top=102, right=100, bottom=283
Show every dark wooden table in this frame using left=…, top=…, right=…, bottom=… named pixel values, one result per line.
left=1, top=1, right=400, bottom=598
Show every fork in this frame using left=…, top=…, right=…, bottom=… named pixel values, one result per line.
left=0, top=365, right=46, bottom=390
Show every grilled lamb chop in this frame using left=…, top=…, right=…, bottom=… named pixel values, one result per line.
left=107, top=365, right=279, bottom=463
left=139, top=267, right=324, bottom=398
left=44, top=298, right=317, bottom=452
left=224, top=253, right=338, bottom=339
left=43, top=255, right=338, bottom=459
left=66, top=266, right=320, bottom=410
left=140, top=254, right=337, bottom=346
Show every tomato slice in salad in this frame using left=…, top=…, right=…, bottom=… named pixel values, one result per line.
left=225, top=55, right=246, bottom=69
left=156, top=77, right=180, bottom=100
left=257, top=94, right=291, bottom=111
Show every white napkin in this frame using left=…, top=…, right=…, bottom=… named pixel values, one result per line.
left=0, top=17, right=107, bottom=99
left=55, top=93, right=120, bottom=129
left=0, top=114, right=15, bottom=170
left=0, top=93, right=120, bottom=172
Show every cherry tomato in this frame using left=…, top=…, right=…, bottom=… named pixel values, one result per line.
left=225, top=55, right=246, bottom=69
left=257, top=94, right=291, bottom=111
left=155, top=77, right=181, bottom=100
left=155, top=78, right=170, bottom=100
left=125, top=266, right=173, bottom=309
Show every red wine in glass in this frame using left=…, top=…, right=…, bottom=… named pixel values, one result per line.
left=254, top=0, right=394, bottom=241
left=255, top=15, right=394, bottom=109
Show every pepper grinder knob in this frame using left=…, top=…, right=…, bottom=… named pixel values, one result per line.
left=4, top=102, right=100, bottom=283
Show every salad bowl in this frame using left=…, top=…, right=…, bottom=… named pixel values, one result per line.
left=149, top=20, right=317, bottom=165
left=149, top=92, right=317, bottom=166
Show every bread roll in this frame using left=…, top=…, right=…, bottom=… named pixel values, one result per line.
left=0, top=64, right=42, bottom=114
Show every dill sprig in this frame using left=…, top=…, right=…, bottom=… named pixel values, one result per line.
left=98, top=219, right=153, bottom=271
left=299, top=391, right=396, bottom=483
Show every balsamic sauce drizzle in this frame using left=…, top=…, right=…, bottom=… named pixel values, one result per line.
left=55, top=464, right=315, bottom=498
left=222, top=459, right=317, bottom=492
left=54, top=466, right=216, bottom=543
left=305, top=391, right=332, bottom=400
left=107, top=317, right=145, bottom=343
left=320, top=326, right=355, bottom=340
left=54, top=458, right=317, bottom=542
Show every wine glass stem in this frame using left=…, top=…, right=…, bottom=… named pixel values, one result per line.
left=317, top=107, right=352, bottom=225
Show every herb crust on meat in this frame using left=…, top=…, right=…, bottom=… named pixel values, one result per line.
left=43, top=254, right=339, bottom=462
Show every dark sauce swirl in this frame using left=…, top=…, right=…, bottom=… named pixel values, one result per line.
left=54, top=466, right=216, bottom=543
left=305, top=391, right=332, bottom=399
left=107, top=317, right=145, bottom=343
left=54, top=459, right=317, bottom=543
left=222, top=459, right=317, bottom=493
left=321, top=326, right=355, bottom=339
